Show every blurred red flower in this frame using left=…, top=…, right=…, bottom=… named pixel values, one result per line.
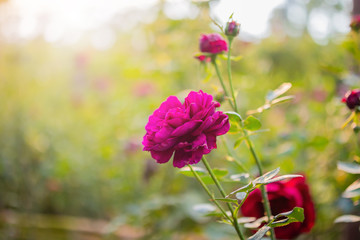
left=342, top=89, right=360, bottom=110
left=350, top=15, right=360, bottom=32
left=241, top=176, right=315, bottom=239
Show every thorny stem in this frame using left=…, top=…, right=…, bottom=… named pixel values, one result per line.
left=201, top=157, right=245, bottom=240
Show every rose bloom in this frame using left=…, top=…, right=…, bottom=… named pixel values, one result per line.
left=350, top=15, right=360, bottom=32
left=241, top=177, right=315, bottom=239
left=142, top=90, right=230, bottom=168
left=342, top=89, right=360, bottom=110
left=199, top=33, right=228, bottom=54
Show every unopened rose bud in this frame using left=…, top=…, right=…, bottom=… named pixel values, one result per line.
left=225, top=21, right=240, bottom=37
left=350, top=15, right=360, bottom=32
left=342, top=89, right=360, bottom=110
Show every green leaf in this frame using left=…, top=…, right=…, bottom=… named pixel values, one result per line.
left=218, top=219, right=233, bottom=225
left=244, top=216, right=268, bottom=229
left=266, top=83, right=292, bottom=102
left=214, top=198, right=238, bottom=203
left=337, top=161, right=360, bottom=174
left=234, top=137, right=245, bottom=149
left=230, top=55, right=243, bottom=61
left=248, top=225, right=271, bottom=240
left=265, top=174, right=303, bottom=184
left=342, top=179, right=360, bottom=198
left=219, top=54, right=243, bottom=62
left=179, top=166, right=206, bottom=177
left=269, top=207, right=304, bottom=228
left=237, top=217, right=257, bottom=224
left=235, top=192, right=247, bottom=200
left=200, top=176, right=215, bottom=185
left=253, top=168, right=280, bottom=185
left=271, top=95, right=294, bottom=105
left=244, top=115, right=262, bottom=131
left=213, top=168, right=229, bottom=178
left=228, top=181, right=255, bottom=196
left=334, top=215, right=360, bottom=223
left=225, top=111, right=243, bottom=122
left=204, top=211, right=224, bottom=218
left=225, top=112, right=243, bottom=133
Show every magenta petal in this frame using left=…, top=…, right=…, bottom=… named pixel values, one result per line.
left=205, top=134, right=217, bottom=150
left=171, top=120, right=202, bottom=137
left=191, top=133, right=207, bottom=150
left=151, top=149, right=173, bottom=164
left=188, top=149, right=204, bottom=165
left=173, top=150, right=191, bottom=168
left=151, top=137, right=177, bottom=151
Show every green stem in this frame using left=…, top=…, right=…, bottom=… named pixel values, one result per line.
left=242, top=132, right=276, bottom=240
left=223, top=37, right=276, bottom=240
left=188, top=165, right=232, bottom=223
left=227, top=38, right=238, bottom=112
left=201, top=157, right=245, bottom=240
left=212, top=57, right=235, bottom=110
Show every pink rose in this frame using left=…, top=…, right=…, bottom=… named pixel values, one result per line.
left=199, top=33, right=228, bottom=54
left=142, top=90, right=230, bottom=168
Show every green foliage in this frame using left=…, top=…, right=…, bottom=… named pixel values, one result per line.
left=243, top=116, right=262, bottom=131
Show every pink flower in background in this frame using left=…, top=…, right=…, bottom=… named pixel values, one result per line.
left=142, top=90, right=229, bottom=168
left=350, top=15, right=360, bottom=32
left=241, top=176, right=316, bottom=239
left=199, top=33, right=228, bottom=54
left=133, top=81, right=156, bottom=98
left=342, top=89, right=360, bottom=110
left=194, top=55, right=211, bottom=63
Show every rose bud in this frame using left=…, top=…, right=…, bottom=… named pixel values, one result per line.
left=199, top=33, right=228, bottom=55
left=225, top=21, right=240, bottom=37
left=342, top=89, right=360, bottom=110
left=241, top=176, right=316, bottom=240
left=142, top=90, right=230, bottom=168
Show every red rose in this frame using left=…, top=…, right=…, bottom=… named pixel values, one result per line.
left=342, top=89, right=360, bottom=110
left=241, top=176, right=315, bottom=239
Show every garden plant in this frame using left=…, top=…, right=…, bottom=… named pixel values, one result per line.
left=143, top=17, right=316, bottom=240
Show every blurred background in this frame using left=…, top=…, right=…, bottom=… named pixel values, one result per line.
left=0, top=0, right=359, bottom=239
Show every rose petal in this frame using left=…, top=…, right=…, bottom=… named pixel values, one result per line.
left=151, top=149, right=173, bottom=164
left=171, top=120, right=202, bottom=137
